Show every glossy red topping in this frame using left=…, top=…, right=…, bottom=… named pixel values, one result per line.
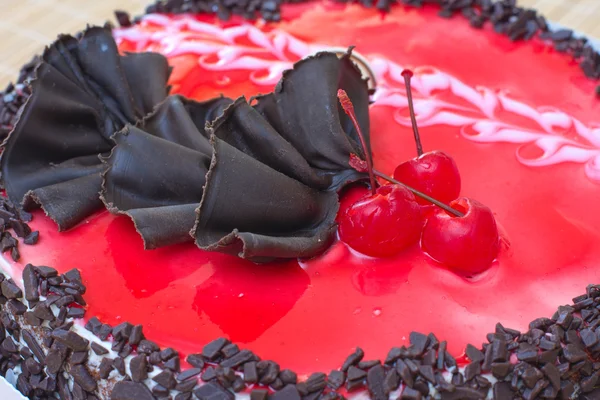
left=339, top=184, right=424, bottom=257
left=393, top=151, right=461, bottom=205
left=422, top=197, right=500, bottom=275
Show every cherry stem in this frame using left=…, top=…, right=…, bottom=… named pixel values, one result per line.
left=373, top=169, right=465, bottom=217
left=337, top=89, right=377, bottom=196
left=401, top=69, right=423, bottom=157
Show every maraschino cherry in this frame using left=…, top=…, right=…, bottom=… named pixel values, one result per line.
left=339, top=184, right=423, bottom=257
left=421, top=197, right=500, bottom=275
left=393, top=70, right=461, bottom=205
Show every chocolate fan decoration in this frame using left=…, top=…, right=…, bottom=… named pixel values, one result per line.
left=101, top=49, right=370, bottom=261
left=0, top=27, right=171, bottom=230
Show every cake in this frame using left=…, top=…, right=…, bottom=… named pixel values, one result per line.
left=1, top=0, right=600, bottom=399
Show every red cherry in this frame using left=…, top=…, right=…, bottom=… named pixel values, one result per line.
left=395, top=69, right=461, bottom=204
left=393, top=150, right=461, bottom=205
left=339, top=184, right=424, bottom=258
left=421, top=197, right=500, bottom=275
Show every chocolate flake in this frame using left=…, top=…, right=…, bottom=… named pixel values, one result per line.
left=112, top=381, right=155, bottom=400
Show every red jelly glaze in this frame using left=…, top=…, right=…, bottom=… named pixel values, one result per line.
left=6, top=2, right=600, bottom=377
left=393, top=150, right=462, bottom=205
left=422, top=197, right=500, bottom=275
left=338, top=184, right=424, bottom=258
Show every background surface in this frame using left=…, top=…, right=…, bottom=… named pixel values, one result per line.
left=0, top=0, right=599, bottom=84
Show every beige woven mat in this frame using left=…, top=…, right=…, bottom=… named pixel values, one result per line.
left=1, top=0, right=599, bottom=86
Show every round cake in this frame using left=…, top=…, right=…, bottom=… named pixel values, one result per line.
left=0, top=1, right=599, bottom=399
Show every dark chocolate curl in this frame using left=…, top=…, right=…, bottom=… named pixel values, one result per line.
left=209, top=97, right=330, bottom=189
left=102, top=95, right=338, bottom=259
left=254, top=49, right=371, bottom=189
left=100, top=96, right=228, bottom=248
left=194, top=138, right=339, bottom=262
left=0, top=27, right=170, bottom=230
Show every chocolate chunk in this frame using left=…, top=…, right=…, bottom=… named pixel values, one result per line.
left=23, top=311, right=41, bottom=327
left=16, top=375, right=32, bottom=397
left=129, top=324, right=143, bottom=345
left=55, top=295, right=74, bottom=308
left=35, top=266, right=57, bottom=278
left=97, top=324, right=112, bottom=341
left=491, top=361, right=511, bottom=379
left=32, top=303, right=54, bottom=321
left=149, top=351, right=162, bottom=365
left=521, top=365, right=543, bottom=388
left=178, top=368, right=201, bottom=382
left=421, top=349, right=436, bottom=366
left=220, top=349, right=255, bottom=368
left=260, top=361, right=281, bottom=385
left=99, top=358, right=114, bottom=379
left=194, top=382, right=234, bottom=400
left=165, top=355, right=181, bottom=371
left=203, top=337, right=230, bottom=360
left=280, top=369, right=297, bottom=384
left=347, top=365, right=367, bottom=381
left=1, top=279, right=22, bottom=299
left=10, top=246, right=19, bottom=261
left=24, top=357, right=42, bottom=375
left=418, top=365, right=435, bottom=384
left=269, top=385, right=300, bottom=400
left=70, top=351, right=88, bottom=365
left=176, top=379, right=197, bottom=393
left=385, top=347, right=403, bottom=364
left=138, top=339, right=160, bottom=354
left=396, top=359, right=414, bottom=388
left=244, top=361, right=258, bottom=383
left=23, top=231, right=39, bottom=245
left=84, top=316, right=101, bottom=333
left=113, top=357, right=126, bottom=375
left=305, top=372, right=327, bottom=393
left=51, top=329, right=89, bottom=351
left=466, top=344, right=484, bottom=362
left=517, top=343, right=538, bottom=362
left=22, top=264, right=39, bottom=302
left=464, top=361, right=481, bottom=381
left=70, top=364, right=96, bottom=392
left=328, top=370, right=344, bottom=389
left=22, top=330, right=44, bottom=362
left=113, top=322, right=133, bottom=340
left=45, top=345, right=67, bottom=374
left=187, top=353, right=205, bottom=369
left=9, top=218, right=31, bottom=237
left=401, top=387, right=422, bottom=400
left=222, top=343, right=240, bottom=358
left=112, top=381, right=155, bottom=400
left=90, top=342, right=108, bottom=356
left=563, top=343, right=587, bottom=363
left=341, top=347, right=364, bottom=371
left=154, top=370, right=177, bottom=389
left=160, top=347, right=177, bottom=360
left=130, top=354, right=148, bottom=382
left=538, top=348, right=559, bottom=364
left=152, top=384, right=169, bottom=396
left=367, top=364, right=386, bottom=400
left=67, top=307, right=85, bottom=319
left=409, top=332, right=429, bottom=356
left=251, top=389, right=269, bottom=400
left=6, top=299, right=26, bottom=315
left=203, top=366, right=218, bottom=381
left=1, top=337, right=17, bottom=353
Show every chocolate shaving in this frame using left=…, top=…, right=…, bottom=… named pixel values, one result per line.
left=1, top=27, right=170, bottom=231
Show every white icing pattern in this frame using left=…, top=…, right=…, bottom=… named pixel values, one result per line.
left=114, top=14, right=600, bottom=183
